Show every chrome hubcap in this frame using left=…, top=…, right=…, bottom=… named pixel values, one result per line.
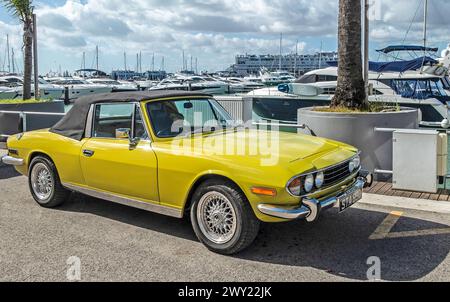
left=31, top=163, right=53, bottom=202
left=197, top=191, right=237, bottom=244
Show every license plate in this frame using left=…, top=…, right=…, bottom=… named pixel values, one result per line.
left=338, top=186, right=363, bottom=213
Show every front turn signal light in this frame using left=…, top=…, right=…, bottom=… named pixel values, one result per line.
left=251, top=187, right=277, bottom=197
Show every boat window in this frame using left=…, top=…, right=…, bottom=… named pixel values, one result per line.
left=322, top=88, right=336, bottom=95
left=442, top=77, right=450, bottom=90
left=146, top=99, right=233, bottom=138
left=317, top=75, right=337, bottom=82
left=390, top=79, right=447, bottom=99
left=296, top=74, right=316, bottom=83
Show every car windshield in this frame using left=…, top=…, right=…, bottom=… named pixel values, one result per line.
left=146, top=98, right=234, bottom=138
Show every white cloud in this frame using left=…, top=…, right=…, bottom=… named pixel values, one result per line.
left=1, top=0, right=449, bottom=73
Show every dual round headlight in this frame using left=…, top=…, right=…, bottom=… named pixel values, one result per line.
left=288, top=171, right=325, bottom=196
left=315, top=172, right=324, bottom=189
left=288, top=155, right=360, bottom=196
left=304, top=175, right=315, bottom=193
left=349, top=155, right=361, bottom=173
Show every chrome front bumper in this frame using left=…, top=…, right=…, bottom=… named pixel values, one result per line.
left=258, top=176, right=369, bottom=223
left=1, top=155, right=24, bottom=166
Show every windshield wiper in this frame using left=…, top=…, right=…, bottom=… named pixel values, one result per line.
left=185, top=127, right=217, bottom=137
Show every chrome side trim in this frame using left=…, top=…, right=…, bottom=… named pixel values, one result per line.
left=1, top=155, right=24, bottom=166
left=62, top=183, right=183, bottom=218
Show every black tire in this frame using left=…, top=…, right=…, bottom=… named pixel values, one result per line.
left=28, top=156, right=69, bottom=208
left=190, top=179, right=260, bottom=255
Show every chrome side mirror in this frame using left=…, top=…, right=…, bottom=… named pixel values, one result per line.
left=115, top=128, right=131, bottom=139
left=129, top=137, right=140, bottom=149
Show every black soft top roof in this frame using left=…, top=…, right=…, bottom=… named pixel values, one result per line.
left=50, top=91, right=211, bottom=141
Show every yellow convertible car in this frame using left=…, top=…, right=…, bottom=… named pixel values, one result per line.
left=1, top=91, right=372, bottom=254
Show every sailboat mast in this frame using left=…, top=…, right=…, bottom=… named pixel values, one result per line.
left=124, top=52, right=127, bottom=71
left=152, top=53, right=155, bottom=71
left=420, top=0, right=428, bottom=73
left=82, top=52, right=86, bottom=78
left=96, top=45, right=99, bottom=72
left=279, top=33, right=282, bottom=71
left=294, top=40, right=298, bottom=76
left=319, top=40, right=323, bottom=69
left=6, top=34, right=10, bottom=73
left=11, top=48, right=15, bottom=74
left=364, top=0, right=370, bottom=102
left=423, top=0, right=428, bottom=52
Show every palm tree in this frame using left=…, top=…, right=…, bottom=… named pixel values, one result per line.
left=331, top=0, right=367, bottom=109
left=2, top=0, right=34, bottom=100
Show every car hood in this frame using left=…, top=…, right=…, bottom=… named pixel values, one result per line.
left=181, top=129, right=357, bottom=167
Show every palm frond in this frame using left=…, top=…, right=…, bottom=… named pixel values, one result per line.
left=1, top=0, right=34, bottom=21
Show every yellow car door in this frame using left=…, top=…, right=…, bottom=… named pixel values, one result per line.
left=80, top=102, right=159, bottom=203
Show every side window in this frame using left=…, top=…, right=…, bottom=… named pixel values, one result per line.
left=92, top=103, right=134, bottom=138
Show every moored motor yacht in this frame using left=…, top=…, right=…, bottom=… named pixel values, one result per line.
left=259, top=69, right=296, bottom=86
left=149, top=75, right=228, bottom=95
left=0, top=75, right=64, bottom=99
left=86, top=78, right=138, bottom=92
left=220, top=77, right=265, bottom=94
left=45, top=77, right=112, bottom=99
left=247, top=44, right=450, bottom=128
left=0, top=84, right=18, bottom=99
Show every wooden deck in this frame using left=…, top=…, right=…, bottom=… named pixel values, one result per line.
left=363, top=181, right=450, bottom=201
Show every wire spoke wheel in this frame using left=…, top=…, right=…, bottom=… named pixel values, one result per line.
left=197, top=191, right=237, bottom=245
left=30, top=163, right=54, bottom=202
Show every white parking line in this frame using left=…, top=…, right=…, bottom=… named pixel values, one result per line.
left=369, top=211, right=403, bottom=240
left=369, top=211, right=450, bottom=240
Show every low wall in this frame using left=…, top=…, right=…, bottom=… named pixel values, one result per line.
left=0, top=101, right=65, bottom=142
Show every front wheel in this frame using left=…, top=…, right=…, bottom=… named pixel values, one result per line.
left=28, top=156, right=69, bottom=208
left=190, top=180, right=260, bottom=255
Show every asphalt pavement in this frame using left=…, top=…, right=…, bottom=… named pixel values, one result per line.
left=0, top=165, right=449, bottom=282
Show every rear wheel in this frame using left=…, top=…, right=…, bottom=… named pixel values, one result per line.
left=190, top=180, right=260, bottom=255
left=28, top=156, right=69, bottom=208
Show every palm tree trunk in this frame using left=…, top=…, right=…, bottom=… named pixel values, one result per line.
left=22, top=18, right=33, bottom=100
left=331, top=0, right=367, bottom=109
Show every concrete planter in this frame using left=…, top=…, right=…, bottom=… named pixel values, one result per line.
left=298, top=107, right=419, bottom=180
left=0, top=101, right=65, bottom=142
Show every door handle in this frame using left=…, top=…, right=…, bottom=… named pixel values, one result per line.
left=83, top=149, right=95, bottom=157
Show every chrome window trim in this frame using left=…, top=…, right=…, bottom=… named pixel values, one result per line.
left=84, top=104, right=94, bottom=139
left=88, top=102, right=151, bottom=142
left=135, top=102, right=152, bottom=142
left=286, top=152, right=362, bottom=198
left=62, top=182, right=182, bottom=218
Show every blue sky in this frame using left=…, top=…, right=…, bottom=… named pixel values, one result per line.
left=0, top=0, right=449, bottom=75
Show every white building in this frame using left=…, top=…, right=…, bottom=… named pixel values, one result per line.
left=227, top=52, right=338, bottom=77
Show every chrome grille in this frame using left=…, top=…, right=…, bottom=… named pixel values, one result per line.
left=323, top=160, right=352, bottom=187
